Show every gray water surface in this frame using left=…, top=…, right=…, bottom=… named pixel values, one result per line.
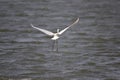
left=0, top=0, right=120, bottom=80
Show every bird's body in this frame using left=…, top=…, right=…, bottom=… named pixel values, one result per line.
left=31, top=18, right=79, bottom=51
left=51, top=33, right=59, bottom=40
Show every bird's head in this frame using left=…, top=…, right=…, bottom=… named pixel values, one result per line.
left=57, top=29, right=60, bottom=33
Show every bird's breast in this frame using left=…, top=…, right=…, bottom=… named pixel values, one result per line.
left=51, top=35, right=59, bottom=40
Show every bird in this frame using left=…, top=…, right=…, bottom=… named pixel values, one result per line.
left=31, top=18, right=79, bottom=51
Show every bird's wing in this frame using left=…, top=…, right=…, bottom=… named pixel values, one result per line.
left=58, top=18, right=79, bottom=35
left=31, top=24, right=54, bottom=36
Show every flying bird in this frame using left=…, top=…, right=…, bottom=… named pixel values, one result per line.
left=31, top=18, right=79, bottom=51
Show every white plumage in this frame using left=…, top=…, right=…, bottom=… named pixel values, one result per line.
left=31, top=18, right=79, bottom=40
left=31, top=18, right=79, bottom=51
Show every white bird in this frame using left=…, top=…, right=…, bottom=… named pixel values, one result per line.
left=31, top=18, right=79, bottom=51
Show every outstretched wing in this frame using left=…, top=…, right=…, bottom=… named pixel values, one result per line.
left=58, top=18, right=79, bottom=35
left=31, top=24, right=54, bottom=36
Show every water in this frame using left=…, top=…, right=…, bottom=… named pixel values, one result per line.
left=0, top=0, right=120, bottom=80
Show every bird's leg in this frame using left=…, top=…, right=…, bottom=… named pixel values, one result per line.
left=52, top=40, right=58, bottom=52
left=54, top=40, right=57, bottom=51
left=52, top=40, right=55, bottom=51
left=54, top=40, right=58, bottom=52
left=52, top=41, right=55, bottom=51
left=56, top=40, right=58, bottom=52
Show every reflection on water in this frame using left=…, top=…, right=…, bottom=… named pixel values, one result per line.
left=0, top=0, right=120, bottom=80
